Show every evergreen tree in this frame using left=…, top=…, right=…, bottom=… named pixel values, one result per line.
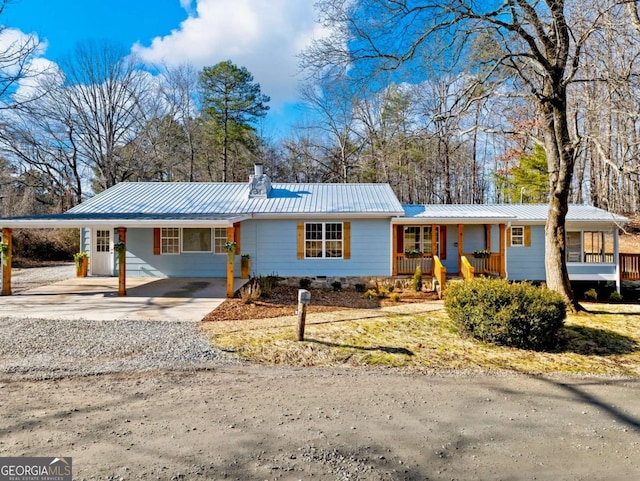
left=198, top=61, right=270, bottom=181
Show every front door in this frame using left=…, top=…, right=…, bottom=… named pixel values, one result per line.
left=92, top=228, right=113, bottom=276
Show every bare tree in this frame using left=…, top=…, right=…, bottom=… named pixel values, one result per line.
left=0, top=1, right=43, bottom=110
left=299, top=81, right=363, bottom=182
left=59, top=41, right=154, bottom=191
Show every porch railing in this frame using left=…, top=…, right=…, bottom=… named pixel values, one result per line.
left=433, top=255, right=446, bottom=298
left=460, top=256, right=475, bottom=281
left=583, top=253, right=615, bottom=263
left=395, top=254, right=433, bottom=275
left=621, top=253, right=640, bottom=281
left=462, top=253, right=501, bottom=276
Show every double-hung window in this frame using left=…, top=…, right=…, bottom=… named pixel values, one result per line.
left=305, top=222, right=343, bottom=258
left=161, top=228, right=180, bottom=255
left=212, top=228, right=228, bottom=254
left=403, top=226, right=439, bottom=255
left=510, top=226, right=524, bottom=246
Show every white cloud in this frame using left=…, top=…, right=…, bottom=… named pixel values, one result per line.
left=131, top=0, right=322, bottom=108
left=0, top=28, right=61, bottom=103
left=0, top=28, right=47, bottom=75
left=14, top=57, right=62, bottom=102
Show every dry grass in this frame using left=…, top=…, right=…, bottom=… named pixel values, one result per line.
left=202, top=302, right=640, bottom=376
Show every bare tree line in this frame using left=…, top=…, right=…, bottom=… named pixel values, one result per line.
left=1, top=1, right=640, bottom=221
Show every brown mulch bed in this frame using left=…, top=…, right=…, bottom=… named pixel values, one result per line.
left=202, top=284, right=439, bottom=322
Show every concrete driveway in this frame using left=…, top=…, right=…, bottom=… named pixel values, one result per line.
left=0, top=277, right=248, bottom=321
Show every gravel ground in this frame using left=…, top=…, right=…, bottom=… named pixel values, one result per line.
left=1, top=265, right=239, bottom=379
left=0, top=317, right=239, bottom=380
left=10, top=263, right=76, bottom=293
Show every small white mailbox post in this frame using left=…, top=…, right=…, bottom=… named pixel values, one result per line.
left=297, top=289, right=311, bottom=341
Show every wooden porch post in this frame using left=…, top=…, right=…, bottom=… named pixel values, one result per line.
left=1, top=227, right=12, bottom=296
left=485, top=225, right=492, bottom=252
left=226, top=226, right=235, bottom=298
left=457, top=224, right=464, bottom=275
left=431, top=224, right=437, bottom=255
left=117, top=227, right=127, bottom=296
left=499, top=224, right=506, bottom=277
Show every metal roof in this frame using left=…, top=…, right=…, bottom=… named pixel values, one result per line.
left=401, top=204, right=628, bottom=224
left=67, top=182, right=405, bottom=216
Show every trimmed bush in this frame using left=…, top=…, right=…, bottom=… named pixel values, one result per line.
left=584, top=288, right=598, bottom=301
left=412, top=265, right=422, bottom=292
left=444, top=278, right=567, bottom=351
left=609, top=291, right=623, bottom=302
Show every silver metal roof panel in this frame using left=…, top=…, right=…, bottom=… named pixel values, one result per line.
left=67, top=182, right=405, bottom=216
left=401, top=204, right=628, bottom=223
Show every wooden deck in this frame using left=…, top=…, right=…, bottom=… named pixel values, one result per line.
left=621, top=253, right=640, bottom=281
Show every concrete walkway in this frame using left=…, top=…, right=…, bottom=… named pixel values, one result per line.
left=0, top=277, right=248, bottom=322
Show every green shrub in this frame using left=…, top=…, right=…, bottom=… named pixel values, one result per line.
left=389, top=292, right=400, bottom=302
left=444, top=278, right=567, bottom=351
left=331, top=280, right=342, bottom=291
left=377, top=286, right=390, bottom=298
left=299, top=278, right=312, bottom=290
left=609, top=291, right=623, bottom=302
left=364, top=289, right=378, bottom=300
left=412, top=265, right=422, bottom=292
left=354, top=283, right=367, bottom=293
left=584, top=288, right=598, bottom=301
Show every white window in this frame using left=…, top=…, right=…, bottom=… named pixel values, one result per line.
left=182, top=228, right=212, bottom=253
left=213, top=228, right=228, bottom=254
left=305, top=222, right=343, bottom=258
left=403, top=226, right=439, bottom=255
left=95, top=229, right=111, bottom=253
left=161, top=228, right=180, bottom=255
left=510, top=226, right=524, bottom=246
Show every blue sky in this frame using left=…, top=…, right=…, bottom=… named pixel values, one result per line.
left=2, top=0, right=324, bottom=138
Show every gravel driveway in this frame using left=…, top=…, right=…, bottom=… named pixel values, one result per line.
left=10, top=263, right=76, bottom=293
left=1, top=265, right=238, bottom=379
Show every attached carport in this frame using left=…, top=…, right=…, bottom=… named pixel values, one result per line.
left=1, top=212, right=250, bottom=298
left=0, top=276, right=247, bottom=321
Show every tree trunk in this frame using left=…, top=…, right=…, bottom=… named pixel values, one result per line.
left=542, top=90, right=579, bottom=311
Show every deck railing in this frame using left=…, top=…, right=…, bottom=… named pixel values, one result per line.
left=433, top=255, right=446, bottom=298
left=620, top=253, right=640, bottom=281
left=394, top=254, right=433, bottom=275
left=462, top=253, right=501, bottom=276
left=460, top=256, right=475, bottom=281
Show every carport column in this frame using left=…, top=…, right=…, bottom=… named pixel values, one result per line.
left=117, top=227, right=127, bottom=296
left=1, top=227, right=11, bottom=296
left=499, top=224, right=506, bottom=278
left=226, top=226, right=235, bottom=298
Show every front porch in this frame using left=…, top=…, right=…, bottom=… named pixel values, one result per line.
left=392, top=223, right=507, bottom=279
